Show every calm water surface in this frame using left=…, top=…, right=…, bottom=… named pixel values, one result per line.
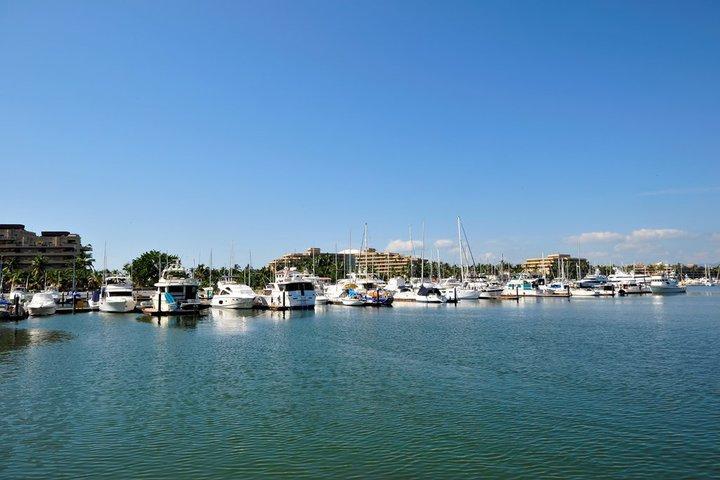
left=1, top=289, right=719, bottom=478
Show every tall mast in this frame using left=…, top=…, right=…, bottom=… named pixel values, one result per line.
left=409, top=225, right=414, bottom=278
left=437, top=248, right=442, bottom=280
left=457, top=216, right=464, bottom=282
left=209, top=249, right=213, bottom=285
left=420, top=221, right=425, bottom=281
left=102, top=241, right=107, bottom=284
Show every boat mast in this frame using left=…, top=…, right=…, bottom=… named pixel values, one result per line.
left=209, top=249, right=213, bottom=285
left=457, top=216, right=464, bottom=282
left=409, top=225, right=414, bottom=278
left=437, top=248, right=441, bottom=280
left=420, top=221, right=425, bottom=282
left=103, top=241, right=107, bottom=284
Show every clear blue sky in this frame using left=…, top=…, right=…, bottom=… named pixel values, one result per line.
left=1, top=0, right=719, bottom=268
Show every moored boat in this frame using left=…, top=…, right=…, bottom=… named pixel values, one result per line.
left=27, top=292, right=57, bottom=316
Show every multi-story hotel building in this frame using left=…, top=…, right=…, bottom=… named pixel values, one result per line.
left=522, top=253, right=586, bottom=276
left=269, top=247, right=412, bottom=277
left=0, top=224, right=91, bottom=270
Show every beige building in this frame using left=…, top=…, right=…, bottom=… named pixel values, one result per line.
left=0, top=224, right=91, bottom=270
left=268, top=247, right=412, bottom=277
left=523, top=253, right=585, bottom=276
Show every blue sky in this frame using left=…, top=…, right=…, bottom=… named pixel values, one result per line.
left=1, top=1, right=719, bottom=268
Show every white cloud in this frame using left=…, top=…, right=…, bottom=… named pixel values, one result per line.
left=626, top=228, right=687, bottom=241
left=386, top=239, right=422, bottom=253
left=711, top=233, right=720, bottom=241
left=433, top=239, right=455, bottom=249
left=567, top=231, right=624, bottom=244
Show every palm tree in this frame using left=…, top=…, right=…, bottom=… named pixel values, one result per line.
left=74, top=250, right=95, bottom=271
left=30, top=255, right=49, bottom=289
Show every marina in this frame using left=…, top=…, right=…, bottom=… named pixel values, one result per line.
left=1, top=287, right=718, bottom=478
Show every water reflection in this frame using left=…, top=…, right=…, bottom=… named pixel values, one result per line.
left=136, top=314, right=207, bottom=329
left=0, top=327, right=74, bottom=354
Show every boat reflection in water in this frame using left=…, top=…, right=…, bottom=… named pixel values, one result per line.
left=0, top=327, right=74, bottom=354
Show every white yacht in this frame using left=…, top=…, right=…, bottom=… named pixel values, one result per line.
left=9, top=287, right=29, bottom=303
left=608, top=267, right=650, bottom=294
left=258, top=268, right=315, bottom=310
left=99, top=276, right=136, bottom=313
left=27, top=292, right=57, bottom=316
left=569, top=286, right=600, bottom=297
left=650, top=275, right=686, bottom=294
left=325, top=272, right=384, bottom=304
left=415, top=284, right=447, bottom=303
left=300, top=273, right=331, bottom=305
left=477, top=282, right=504, bottom=299
left=502, top=278, right=544, bottom=297
left=439, top=277, right=479, bottom=300
left=210, top=279, right=256, bottom=309
left=540, top=280, right=571, bottom=297
left=577, top=268, right=610, bottom=288
left=151, top=262, right=205, bottom=313
left=386, top=277, right=416, bottom=302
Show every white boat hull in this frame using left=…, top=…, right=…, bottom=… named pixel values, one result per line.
left=415, top=294, right=447, bottom=303
left=315, top=296, right=330, bottom=305
left=650, top=285, right=686, bottom=294
left=341, top=298, right=365, bottom=306
left=392, top=291, right=417, bottom=302
left=28, top=305, right=56, bottom=316
left=211, top=296, right=255, bottom=309
left=478, top=288, right=503, bottom=299
left=570, top=288, right=599, bottom=297
left=99, top=298, right=136, bottom=313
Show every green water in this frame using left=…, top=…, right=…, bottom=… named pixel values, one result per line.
left=1, top=290, right=719, bottom=478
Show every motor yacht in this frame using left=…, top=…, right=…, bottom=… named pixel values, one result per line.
left=415, top=284, right=447, bottom=303
left=569, top=286, right=600, bottom=297
left=258, top=268, right=316, bottom=310
left=99, top=275, right=136, bottom=313
left=386, top=278, right=416, bottom=302
left=577, top=269, right=610, bottom=288
left=151, top=262, right=206, bottom=313
left=27, top=292, right=57, bottom=316
left=211, top=278, right=256, bottom=309
left=439, top=277, right=479, bottom=300
left=501, top=278, right=544, bottom=297
left=477, top=282, right=504, bottom=299
left=540, top=281, right=571, bottom=297
left=650, top=275, right=686, bottom=294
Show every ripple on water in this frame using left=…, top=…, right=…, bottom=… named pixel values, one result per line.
left=1, top=295, right=719, bottom=478
left=0, top=327, right=74, bottom=355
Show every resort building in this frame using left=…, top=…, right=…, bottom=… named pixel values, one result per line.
left=0, top=224, right=91, bottom=270
left=522, top=253, right=586, bottom=276
left=268, top=247, right=413, bottom=277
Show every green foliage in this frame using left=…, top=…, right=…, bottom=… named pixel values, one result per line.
left=127, top=250, right=179, bottom=287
